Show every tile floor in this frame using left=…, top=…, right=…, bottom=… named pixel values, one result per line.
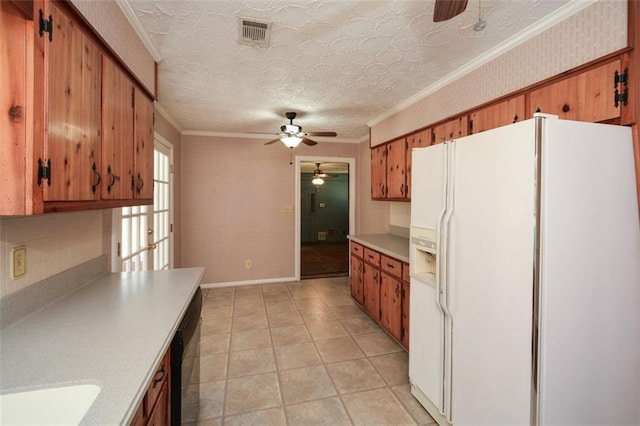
left=188, top=276, right=436, bottom=425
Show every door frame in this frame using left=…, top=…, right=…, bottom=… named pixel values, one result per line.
left=294, top=155, right=356, bottom=280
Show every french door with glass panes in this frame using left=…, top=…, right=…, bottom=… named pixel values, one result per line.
left=113, top=139, right=173, bottom=271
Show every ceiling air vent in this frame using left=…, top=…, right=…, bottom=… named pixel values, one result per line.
left=238, top=18, right=272, bottom=47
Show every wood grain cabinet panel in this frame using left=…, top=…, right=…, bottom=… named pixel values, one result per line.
left=363, top=262, right=381, bottom=321
left=371, top=144, right=386, bottom=199
left=43, top=1, right=101, bottom=202
left=529, top=59, right=623, bottom=123
left=406, top=128, right=431, bottom=200
left=134, top=88, right=154, bottom=200
left=102, top=56, right=135, bottom=200
left=469, top=95, right=525, bottom=134
left=385, top=137, right=407, bottom=199
left=432, top=116, right=468, bottom=144
left=350, top=254, right=364, bottom=306
left=380, top=272, right=402, bottom=342
left=401, top=280, right=410, bottom=349
left=0, top=1, right=32, bottom=215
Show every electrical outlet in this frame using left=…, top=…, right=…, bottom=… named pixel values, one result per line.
left=244, top=259, right=252, bottom=269
left=11, top=246, right=27, bottom=279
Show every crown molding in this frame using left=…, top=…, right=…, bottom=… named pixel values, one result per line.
left=367, top=0, right=596, bottom=128
left=115, top=0, right=163, bottom=62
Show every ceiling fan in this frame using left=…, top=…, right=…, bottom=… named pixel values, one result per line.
left=264, top=112, right=337, bottom=149
left=433, top=0, right=468, bottom=22
left=311, top=162, right=336, bottom=186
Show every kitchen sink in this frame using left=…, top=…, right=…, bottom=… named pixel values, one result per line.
left=0, top=383, right=101, bottom=424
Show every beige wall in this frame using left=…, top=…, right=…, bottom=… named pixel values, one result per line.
left=370, top=0, right=628, bottom=145
left=180, top=136, right=363, bottom=284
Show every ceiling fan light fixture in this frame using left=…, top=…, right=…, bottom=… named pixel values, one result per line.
left=281, top=135, right=302, bottom=148
left=312, top=177, right=324, bottom=186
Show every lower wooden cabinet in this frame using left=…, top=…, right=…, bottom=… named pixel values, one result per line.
left=350, top=241, right=410, bottom=350
left=130, top=349, right=170, bottom=425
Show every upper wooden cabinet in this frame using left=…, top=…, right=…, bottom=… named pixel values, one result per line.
left=529, top=59, right=625, bottom=123
left=134, top=88, right=154, bottom=200
left=386, top=137, right=407, bottom=199
left=102, top=56, right=135, bottom=200
left=432, top=116, right=468, bottom=144
left=371, top=144, right=386, bottom=199
left=0, top=1, right=33, bottom=215
left=470, top=95, right=525, bottom=134
left=44, top=1, right=102, bottom=202
left=0, top=0, right=155, bottom=215
left=406, top=128, right=431, bottom=200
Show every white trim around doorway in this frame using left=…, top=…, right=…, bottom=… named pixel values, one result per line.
left=294, top=156, right=356, bottom=281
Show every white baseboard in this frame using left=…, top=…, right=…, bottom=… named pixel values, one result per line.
left=200, top=276, right=299, bottom=289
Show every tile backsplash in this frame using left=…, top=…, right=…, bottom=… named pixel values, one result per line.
left=0, top=211, right=104, bottom=298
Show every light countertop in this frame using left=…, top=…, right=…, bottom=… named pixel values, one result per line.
left=348, top=233, right=410, bottom=263
left=0, top=267, right=204, bottom=425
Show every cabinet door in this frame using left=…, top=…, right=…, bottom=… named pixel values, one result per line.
left=371, top=144, right=386, bottom=199
left=432, top=116, right=468, bottom=144
left=44, top=2, right=101, bottom=201
left=401, top=281, right=410, bottom=349
left=363, top=262, right=381, bottom=321
left=380, top=272, right=402, bottom=342
left=350, top=255, right=364, bottom=305
left=406, top=128, right=431, bottom=201
left=0, top=1, right=32, bottom=215
left=102, top=56, right=134, bottom=200
left=469, top=95, right=525, bottom=134
left=134, top=88, right=154, bottom=199
left=386, top=138, right=407, bottom=199
left=529, top=59, right=622, bottom=123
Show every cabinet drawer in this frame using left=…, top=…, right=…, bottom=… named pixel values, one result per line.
left=146, top=351, right=169, bottom=418
left=351, top=242, right=363, bottom=257
left=381, top=255, right=402, bottom=279
left=363, top=248, right=380, bottom=267
left=147, top=380, right=168, bottom=426
left=402, top=262, right=410, bottom=283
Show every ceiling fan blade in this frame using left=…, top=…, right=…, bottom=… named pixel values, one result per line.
left=306, top=131, right=337, bottom=137
left=301, top=137, right=318, bottom=146
left=264, top=138, right=282, bottom=145
left=433, top=0, right=468, bottom=22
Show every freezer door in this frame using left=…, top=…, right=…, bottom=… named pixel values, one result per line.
left=447, top=120, right=536, bottom=425
left=410, top=145, right=447, bottom=229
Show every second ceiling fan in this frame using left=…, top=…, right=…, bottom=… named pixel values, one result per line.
left=264, top=112, right=337, bottom=148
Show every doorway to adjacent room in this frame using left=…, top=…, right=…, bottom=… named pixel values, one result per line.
left=295, top=156, right=356, bottom=280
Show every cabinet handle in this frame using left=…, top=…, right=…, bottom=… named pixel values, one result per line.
left=562, top=103, right=570, bottom=113
left=106, top=165, right=119, bottom=194
left=400, top=183, right=404, bottom=196
left=91, top=162, right=101, bottom=194
left=396, top=285, right=401, bottom=297
left=136, top=172, right=144, bottom=194
left=152, top=365, right=165, bottom=388
left=387, top=263, right=394, bottom=269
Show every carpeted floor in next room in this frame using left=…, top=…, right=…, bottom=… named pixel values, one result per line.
left=300, top=241, right=349, bottom=279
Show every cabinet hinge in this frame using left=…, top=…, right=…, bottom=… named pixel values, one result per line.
left=117, top=242, right=121, bottom=257
left=469, top=119, right=473, bottom=134
left=131, top=88, right=135, bottom=108
left=39, top=10, right=53, bottom=42
left=37, top=158, right=51, bottom=186
left=170, top=223, right=174, bottom=233
left=614, top=68, right=629, bottom=107
left=170, top=164, right=174, bottom=175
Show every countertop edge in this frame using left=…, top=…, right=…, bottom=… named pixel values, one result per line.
left=348, top=234, right=410, bottom=263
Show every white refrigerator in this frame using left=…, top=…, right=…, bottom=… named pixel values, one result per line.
left=409, top=114, right=640, bottom=425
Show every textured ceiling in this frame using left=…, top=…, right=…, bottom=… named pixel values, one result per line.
left=127, top=0, right=575, bottom=142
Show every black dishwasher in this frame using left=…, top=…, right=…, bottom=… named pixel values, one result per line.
left=170, top=287, right=202, bottom=425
